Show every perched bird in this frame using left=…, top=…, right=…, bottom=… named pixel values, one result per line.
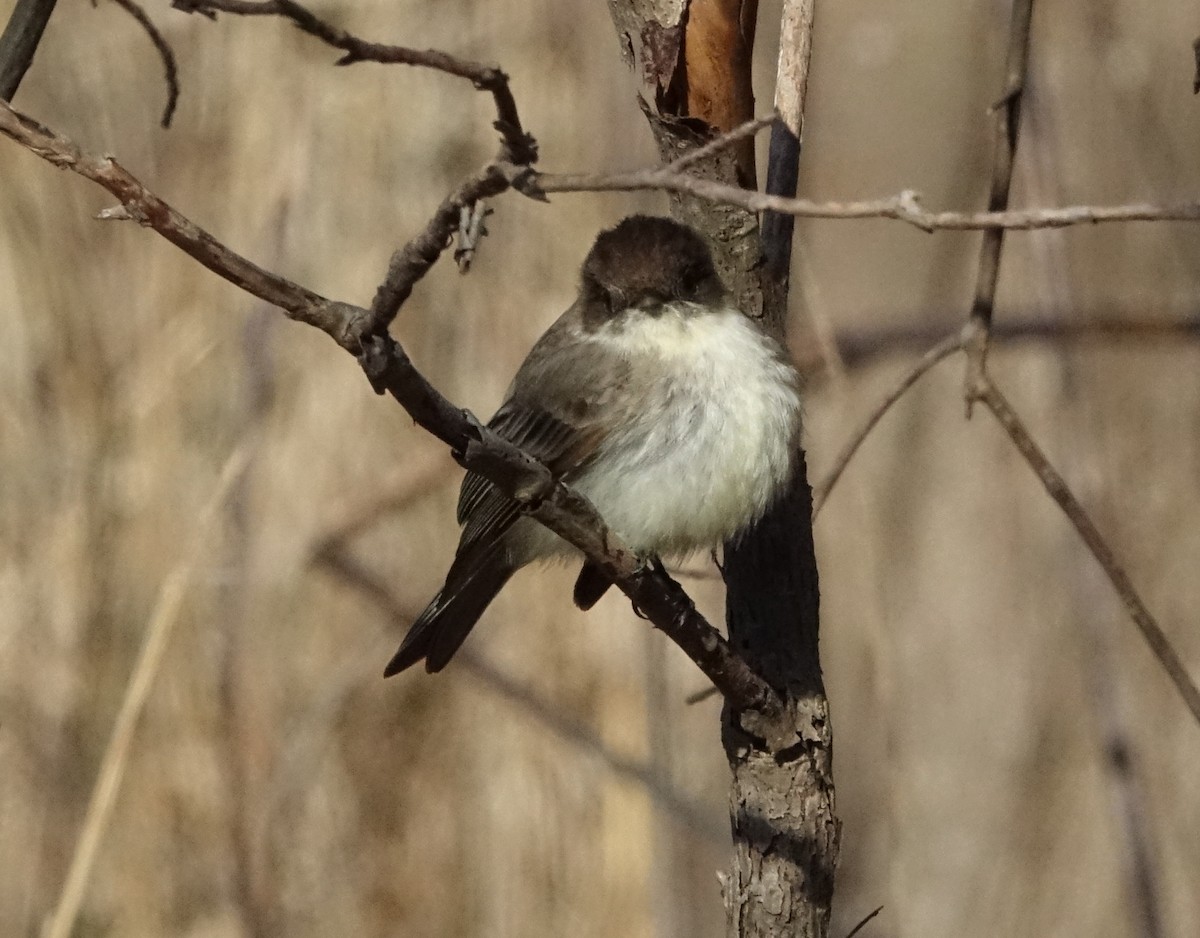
left=384, top=215, right=802, bottom=676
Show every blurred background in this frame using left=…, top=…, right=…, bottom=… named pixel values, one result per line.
left=2, top=0, right=1199, bottom=936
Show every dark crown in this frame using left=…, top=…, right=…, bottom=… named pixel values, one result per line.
left=580, top=216, right=722, bottom=312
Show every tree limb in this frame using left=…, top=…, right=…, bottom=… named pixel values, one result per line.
left=0, top=95, right=782, bottom=720
left=531, top=172, right=1200, bottom=232
left=975, top=377, right=1200, bottom=728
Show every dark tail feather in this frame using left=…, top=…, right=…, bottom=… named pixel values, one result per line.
left=384, top=557, right=515, bottom=676
left=572, top=561, right=612, bottom=611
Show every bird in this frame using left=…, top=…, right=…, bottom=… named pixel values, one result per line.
left=384, top=214, right=802, bottom=676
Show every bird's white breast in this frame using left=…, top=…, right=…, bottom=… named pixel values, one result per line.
left=566, top=305, right=801, bottom=557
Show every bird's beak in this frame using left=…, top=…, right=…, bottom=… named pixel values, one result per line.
left=634, top=295, right=667, bottom=316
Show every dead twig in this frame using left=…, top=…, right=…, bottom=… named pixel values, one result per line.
left=964, top=0, right=1034, bottom=357
left=841, top=904, right=884, bottom=938
left=455, top=202, right=492, bottom=273
left=671, top=112, right=778, bottom=175
left=813, top=333, right=963, bottom=516
left=366, top=161, right=520, bottom=333
left=974, top=378, right=1200, bottom=727
left=171, top=0, right=533, bottom=163
left=533, top=165, right=1200, bottom=230
left=530, top=174, right=1200, bottom=233
left=171, top=0, right=538, bottom=332
left=109, top=0, right=179, bottom=127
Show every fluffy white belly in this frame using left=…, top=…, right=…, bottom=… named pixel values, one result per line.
left=529, top=306, right=801, bottom=559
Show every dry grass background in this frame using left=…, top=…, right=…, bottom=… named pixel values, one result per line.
left=1, top=1, right=1199, bottom=936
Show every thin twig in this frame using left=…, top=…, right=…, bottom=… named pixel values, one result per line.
left=170, top=0, right=534, bottom=163
left=671, top=113, right=778, bottom=175
left=42, top=447, right=251, bottom=938
left=841, top=904, right=884, bottom=938
left=170, top=0, right=538, bottom=332
left=686, top=685, right=719, bottom=706
left=530, top=172, right=1200, bottom=233
left=0, top=101, right=361, bottom=342
left=455, top=202, right=492, bottom=273
left=974, top=379, right=1200, bottom=727
left=108, top=0, right=179, bottom=127
left=966, top=0, right=1034, bottom=340
left=366, top=161, right=519, bottom=332
left=949, top=0, right=1199, bottom=734
left=813, top=333, right=963, bottom=516
left=0, top=0, right=58, bottom=101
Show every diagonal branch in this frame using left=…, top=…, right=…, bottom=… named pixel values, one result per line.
left=813, top=333, right=963, bottom=515
left=0, top=96, right=782, bottom=721
left=365, top=160, right=525, bottom=334
left=974, top=378, right=1200, bottom=727
left=928, top=0, right=1200, bottom=736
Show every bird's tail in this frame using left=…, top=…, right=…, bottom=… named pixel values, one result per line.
left=384, top=549, right=515, bottom=676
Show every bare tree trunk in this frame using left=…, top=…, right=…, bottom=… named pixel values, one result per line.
left=607, top=3, right=839, bottom=934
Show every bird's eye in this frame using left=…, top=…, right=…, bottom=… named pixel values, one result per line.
left=678, top=262, right=709, bottom=297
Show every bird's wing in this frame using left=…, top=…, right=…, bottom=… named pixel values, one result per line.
left=453, top=306, right=633, bottom=558
left=455, top=403, right=603, bottom=557
left=387, top=400, right=605, bottom=677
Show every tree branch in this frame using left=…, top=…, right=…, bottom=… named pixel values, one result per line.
left=974, top=377, right=1200, bottom=728
left=170, top=0, right=539, bottom=334
left=0, top=95, right=781, bottom=721
left=969, top=0, right=1033, bottom=330
left=813, top=333, right=963, bottom=515
left=170, top=0, right=533, bottom=162
left=109, top=0, right=179, bottom=127
left=530, top=172, right=1200, bottom=232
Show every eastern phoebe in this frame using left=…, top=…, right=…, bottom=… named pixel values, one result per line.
left=384, top=215, right=801, bottom=676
